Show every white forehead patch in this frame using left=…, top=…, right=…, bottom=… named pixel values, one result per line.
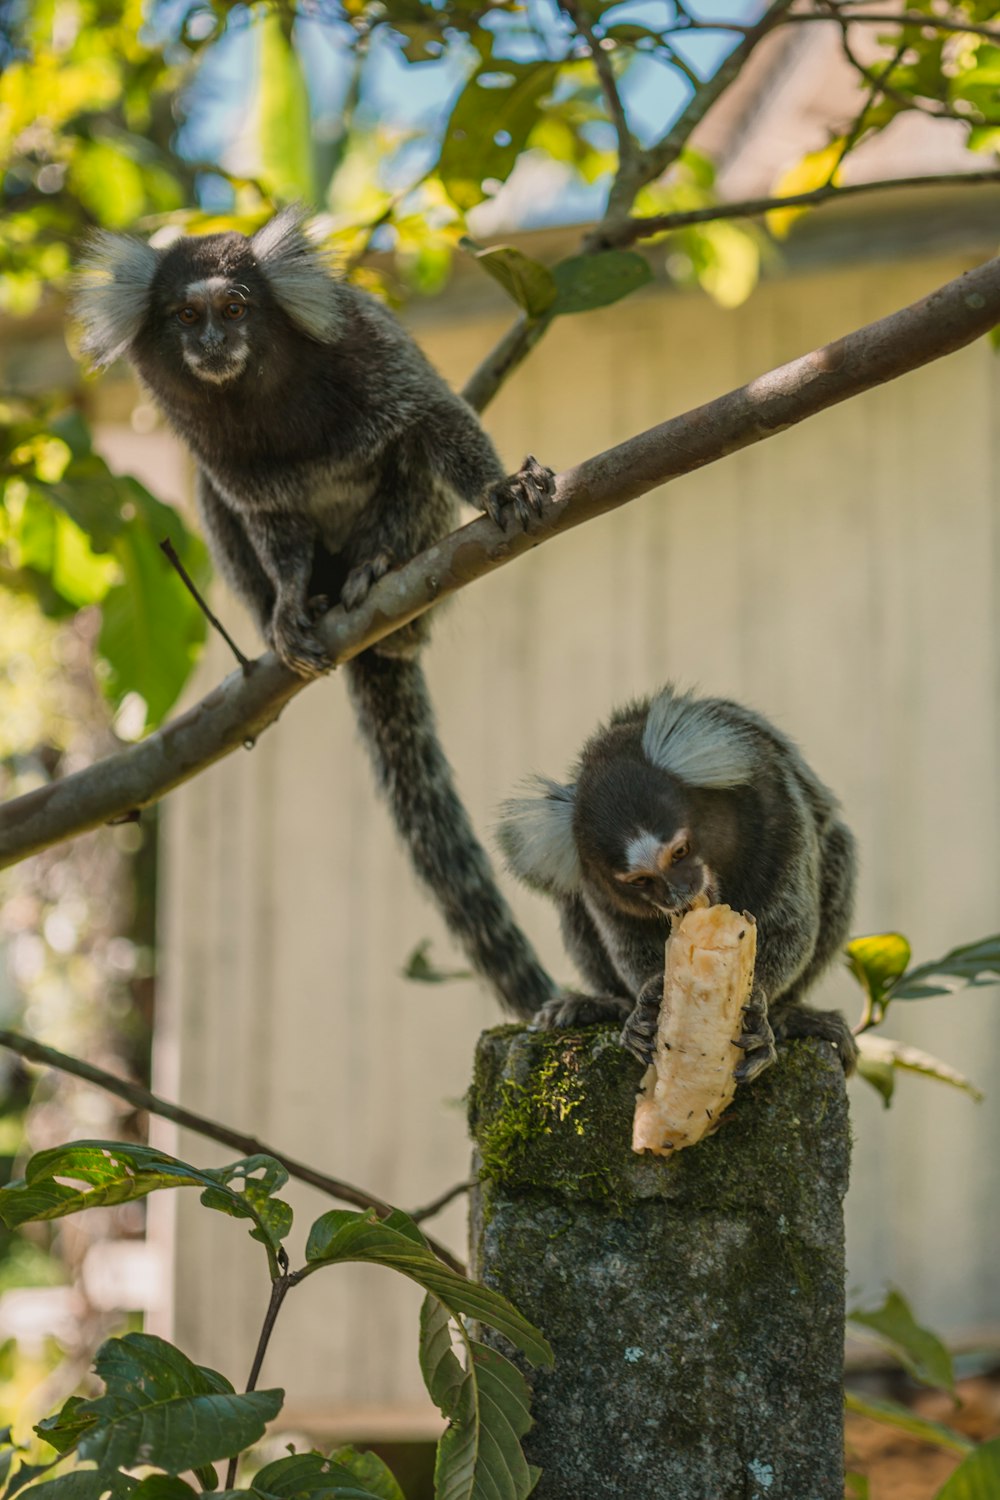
left=624, top=830, right=662, bottom=872
left=182, top=276, right=235, bottom=302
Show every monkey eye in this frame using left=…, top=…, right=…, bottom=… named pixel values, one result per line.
left=628, top=874, right=653, bottom=890
left=672, top=842, right=690, bottom=864
left=223, top=302, right=247, bottom=321
left=176, top=307, right=199, bottom=326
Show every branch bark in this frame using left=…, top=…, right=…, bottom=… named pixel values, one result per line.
left=3, top=254, right=999, bottom=869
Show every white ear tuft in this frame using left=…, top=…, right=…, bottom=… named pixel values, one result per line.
left=72, top=232, right=160, bottom=367
left=642, top=687, right=754, bottom=788
left=496, top=778, right=581, bottom=895
left=251, top=206, right=342, bottom=342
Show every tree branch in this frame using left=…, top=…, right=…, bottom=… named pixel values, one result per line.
left=3, top=254, right=999, bottom=870
left=463, top=0, right=793, bottom=408
left=0, top=1029, right=465, bottom=1274
left=563, top=0, right=635, bottom=165
left=589, top=169, right=1000, bottom=249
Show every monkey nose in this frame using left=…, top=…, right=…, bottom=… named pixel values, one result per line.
left=200, top=327, right=224, bottom=349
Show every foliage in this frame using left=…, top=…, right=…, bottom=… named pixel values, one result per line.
left=0, top=1145, right=552, bottom=1500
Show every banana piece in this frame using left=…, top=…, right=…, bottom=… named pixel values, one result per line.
left=632, top=904, right=757, bottom=1156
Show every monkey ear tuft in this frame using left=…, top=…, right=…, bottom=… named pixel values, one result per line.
left=496, top=777, right=581, bottom=895
left=251, top=206, right=342, bottom=342
left=642, top=686, right=754, bottom=788
left=72, top=231, right=160, bottom=368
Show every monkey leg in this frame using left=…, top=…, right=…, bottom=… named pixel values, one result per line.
left=341, top=547, right=397, bottom=611
left=483, top=455, right=556, bottom=532
left=733, top=985, right=778, bottom=1084
left=773, top=1004, right=859, bottom=1076
left=533, top=992, right=632, bottom=1031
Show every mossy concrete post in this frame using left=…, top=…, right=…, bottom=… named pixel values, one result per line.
left=468, top=1027, right=850, bottom=1500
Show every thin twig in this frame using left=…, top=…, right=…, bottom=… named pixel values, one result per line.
left=409, top=1178, right=476, bottom=1224
left=3, top=255, right=1000, bottom=870
left=834, top=6, right=966, bottom=120
left=590, top=169, right=1000, bottom=249
left=830, top=34, right=910, bottom=180
left=225, top=1273, right=294, bottom=1488
left=0, top=1029, right=466, bottom=1275
left=159, top=537, right=250, bottom=670
left=563, top=0, right=634, bottom=162
left=653, top=10, right=1000, bottom=43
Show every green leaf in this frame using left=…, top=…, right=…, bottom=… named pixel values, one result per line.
left=98, top=498, right=210, bottom=731
left=856, top=1036, right=983, bottom=1105
left=327, top=1450, right=404, bottom=1500
left=130, top=1480, right=199, bottom=1500
left=844, top=1391, right=972, bottom=1455
left=845, top=1474, right=869, bottom=1499
left=887, top=934, right=1000, bottom=1004
left=845, top=933, right=911, bottom=1028
left=250, top=1451, right=395, bottom=1499
left=16, top=1471, right=135, bottom=1500
left=551, top=251, right=652, bottom=316
left=936, top=1438, right=1000, bottom=1499
left=303, top=1209, right=552, bottom=1368
left=439, top=57, right=560, bottom=211
left=0, top=1143, right=291, bottom=1271
left=401, top=941, right=473, bottom=985
left=848, top=1289, right=955, bottom=1393
left=465, top=245, right=557, bottom=319
left=420, top=1297, right=540, bottom=1500
left=35, top=1334, right=283, bottom=1474
left=251, top=10, right=315, bottom=204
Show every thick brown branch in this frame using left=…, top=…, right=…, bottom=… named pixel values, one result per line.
left=0, top=1029, right=465, bottom=1274
left=3, top=255, right=999, bottom=869
left=592, top=169, right=1000, bottom=249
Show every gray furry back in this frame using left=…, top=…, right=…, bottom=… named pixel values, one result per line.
left=346, top=652, right=555, bottom=1016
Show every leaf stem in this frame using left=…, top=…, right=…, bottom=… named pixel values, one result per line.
left=159, top=537, right=251, bottom=671
left=224, top=1273, right=294, bottom=1488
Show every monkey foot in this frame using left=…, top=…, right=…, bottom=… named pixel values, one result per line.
left=774, top=1005, right=859, bottom=1076
left=734, top=985, right=777, bottom=1084
left=341, top=549, right=396, bottom=611
left=533, top=992, right=632, bottom=1031
left=483, top=455, right=556, bottom=532
left=270, top=603, right=333, bottom=679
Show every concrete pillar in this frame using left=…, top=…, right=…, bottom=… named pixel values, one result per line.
left=469, top=1026, right=850, bottom=1500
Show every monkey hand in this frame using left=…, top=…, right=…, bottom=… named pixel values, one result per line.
left=270, top=595, right=333, bottom=679
left=532, top=992, right=631, bottom=1030
left=733, top=984, right=777, bottom=1084
left=620, top=973, right=666, bottom=1067
left=483, top=455, right=556, bottom=532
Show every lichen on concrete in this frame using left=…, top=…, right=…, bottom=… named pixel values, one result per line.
left=468, top=1025, right=851, bottom=1500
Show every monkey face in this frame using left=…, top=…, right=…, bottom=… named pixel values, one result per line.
left=139, top=233, right=269, bottom=390
left=574, top=757, right=717, bottom=921
left=610, top=827, right=716, bottom=920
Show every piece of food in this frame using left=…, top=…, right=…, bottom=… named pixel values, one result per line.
left=631, top=904, right=757, bottom=1156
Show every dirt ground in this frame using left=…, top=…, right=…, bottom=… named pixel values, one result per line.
left=845, top=1372, right=1000, bottom=1498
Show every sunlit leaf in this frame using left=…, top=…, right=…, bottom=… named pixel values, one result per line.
left=856, top=1036, right=983, bottom=1105
left=767, top=140, right=846, bottom=237
left=936, top=1438, right=1000, bottom=1499
left=252, top=10, right=314, bottom=204
left=844, top=1391, right=972, bottom=1455
left=848, top=1289, right=955, bottom=1393
left=844, top=933, right=911, bottom=1028
left=439, top=55, right=560, bottom=211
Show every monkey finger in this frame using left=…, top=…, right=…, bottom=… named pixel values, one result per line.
left=341, top=550, right=396, bottom=611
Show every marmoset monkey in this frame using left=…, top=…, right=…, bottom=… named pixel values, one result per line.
left=73, top=208, right=556, bottom=1016
left=498, top=686, right=859, bottom=1079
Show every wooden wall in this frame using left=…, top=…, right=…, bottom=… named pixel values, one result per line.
left=147, top=246, right=1000, bottom=1432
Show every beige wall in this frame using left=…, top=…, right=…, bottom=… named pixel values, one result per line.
left=152, top=247, right=1000, bottom=1430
